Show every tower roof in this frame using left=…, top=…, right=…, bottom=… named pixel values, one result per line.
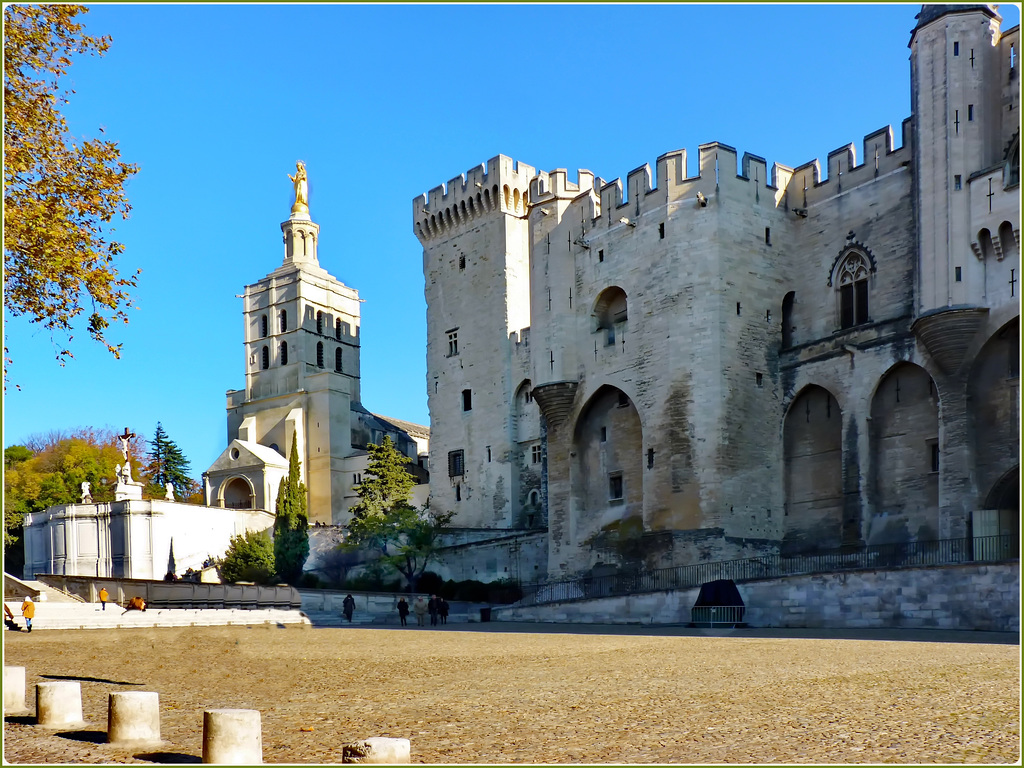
left=910, top=4, right=1000, bottom=45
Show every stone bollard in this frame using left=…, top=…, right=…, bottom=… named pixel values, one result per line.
left=107, top=691, right=161, bottom=745
left=36, top=681, right=84, bottom=728
left=202, top=708, right=262, bottom=764
left=342, top=737, right=412, bottom=764
left=4, top=666, right=27, bottom=714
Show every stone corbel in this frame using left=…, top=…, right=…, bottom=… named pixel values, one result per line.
left=970, top=241, right=984, bottom=261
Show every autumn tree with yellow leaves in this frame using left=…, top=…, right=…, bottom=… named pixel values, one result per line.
left=3, top=5, right=139, bottom=386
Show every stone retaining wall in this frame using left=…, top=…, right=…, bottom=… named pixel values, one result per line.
left=493, top=562, right=1020, bottom=632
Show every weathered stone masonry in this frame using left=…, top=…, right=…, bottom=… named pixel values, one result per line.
left=415, top=5, right=1020, bottom=582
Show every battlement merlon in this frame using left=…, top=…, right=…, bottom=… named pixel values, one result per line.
left=530, top=168, right=596, bottom=202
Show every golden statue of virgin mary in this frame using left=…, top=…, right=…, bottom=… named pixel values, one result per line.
left=289, top=161, right=308, bottom=215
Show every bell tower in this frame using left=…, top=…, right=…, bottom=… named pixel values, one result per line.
left=211, top=163, right=365, bottom=524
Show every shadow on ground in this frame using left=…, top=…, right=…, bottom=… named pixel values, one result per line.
left=56, top=729, right=107, bottom=744
left=41, top=673, right=143, bottom=685
left=134, top=751, right=202, bottom=763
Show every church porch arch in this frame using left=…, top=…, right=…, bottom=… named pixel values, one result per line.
left=220, top=476, right=257, bottom=510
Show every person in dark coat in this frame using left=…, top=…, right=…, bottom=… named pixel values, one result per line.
left=397, top=597, right=409, bottom=626
left=439, top=598, right=450, bottom=625
left=427, top=595, right=439, bottom=626
left=342, top=594, right=355, bottom=623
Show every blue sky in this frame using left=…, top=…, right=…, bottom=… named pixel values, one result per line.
left=4, top=3, right=1020, bottom=476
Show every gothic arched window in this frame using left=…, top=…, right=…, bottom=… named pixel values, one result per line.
left=836, top=252, right=870, bottom=329
left=316, top=341, right=324, bottom=368
left=260, top=314, right=268, bottom=338
left=335, top=348, right=343, bottom=372
left=279, top=341, right=288, bottom=365
left=261, top=346, right=270, bottom=370
left=336, top=319, right=342, bottom=340
left=279, top=310, right=288, bottom=333
left=316, top=311, right=324, bottom=335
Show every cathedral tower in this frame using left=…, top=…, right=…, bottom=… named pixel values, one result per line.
left=206, top=163, right=364, bottom=524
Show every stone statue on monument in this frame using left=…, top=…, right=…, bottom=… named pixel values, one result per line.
left=289, top=161, right=308, bottom=214
left=165, top=482, right=175, bottom=501
left=80, top=481, right=92, bottom=504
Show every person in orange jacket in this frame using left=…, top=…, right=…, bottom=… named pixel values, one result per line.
left=21, top=597, right=35, bottom=632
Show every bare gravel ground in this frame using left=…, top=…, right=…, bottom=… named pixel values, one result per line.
left=2, top=624, right=1020, bottom=764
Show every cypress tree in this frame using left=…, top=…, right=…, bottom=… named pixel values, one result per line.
left=274, top=433, right=309, bottom=583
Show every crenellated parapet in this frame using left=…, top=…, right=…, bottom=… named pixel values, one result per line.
left=521, top=121, right=913, bottom=232
left=784, top=121, right=912, bottom=211
left=413, top=155, right=536, bottom=243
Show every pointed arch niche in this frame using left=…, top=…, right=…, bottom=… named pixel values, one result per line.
left=570, top=385, right=643, bottom=567
left=969, top=317, right=1019, bottom=514
left=868, top=363, right=939, bottom=545
left=783, top=385, right=843, bottom=554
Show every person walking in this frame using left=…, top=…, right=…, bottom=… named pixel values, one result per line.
left=397, top=597, right=409, bottom=627
left=98, top=587, right=109, bottom=611
left=439, top=597, right=450, bottom=625
left=21, top=596, right=35, bottom=632
left=413, top=595, right=428, bottom=626
left=342, top=594, right=355, bottom=623
left=427, top=595, right=439, bottom=626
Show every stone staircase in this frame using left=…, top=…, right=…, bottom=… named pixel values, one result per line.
left=3, top=600, right=309, bottom=632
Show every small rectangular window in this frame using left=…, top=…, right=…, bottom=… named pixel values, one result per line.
left=455, top=483, right=461, bottom=501
left=598, top=249, right=604, bottom=262
left=930, top=442, right=940, bottom=473
left=647, top=448, right=654, bottom=469
left=953, top=41, right=959, bottom=56
left=448, top=449, right=465, bottom=478
left=955, top=109, right=959, bottom=135
left=765, top=227, right=771, bottom=245
left=955, top=266, right=962, bottom=282
left=968, top=104, right=974, bottom=121
left=447, top=330, right=459, bottom=356
left=600, top=427, right=607, bottom=442
left=462, top=389, right=472, bottom=411
left=486, top=446, right=491, bottom=462
left=756, top=372, right=763, bottom=387
left=954, top=175, right=962, bottom=190
left=608, top=473, right=623, bottom=501
left=736, top=302, right=741, bottom=316
left=659, top=222, right=665, bottom=239
left=459, top=255, right=466, bottom=270
left=531, top=445, right=541, bottom=464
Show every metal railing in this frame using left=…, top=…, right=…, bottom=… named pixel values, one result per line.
left=690, top=605, right=746, bottom=627
left=516, top=534, right=1017, bottom=607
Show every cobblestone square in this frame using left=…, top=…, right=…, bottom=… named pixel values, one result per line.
left=3, top=625, right=1020, bottom=763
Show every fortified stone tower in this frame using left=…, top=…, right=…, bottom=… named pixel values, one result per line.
left=909, top=4, right=1020, bottom=539
left=414, top=156, right=536, bottom=527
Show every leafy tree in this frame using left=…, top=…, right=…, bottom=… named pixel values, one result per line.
left=216, top=529, right=276, bottom=585
left=344, top=436, right=454, bottom=592
left=3, top=5, right=140, bottom=386
left=273, top=433, right=309, bottom=584
left=143, top=422, right=199, bottom=501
